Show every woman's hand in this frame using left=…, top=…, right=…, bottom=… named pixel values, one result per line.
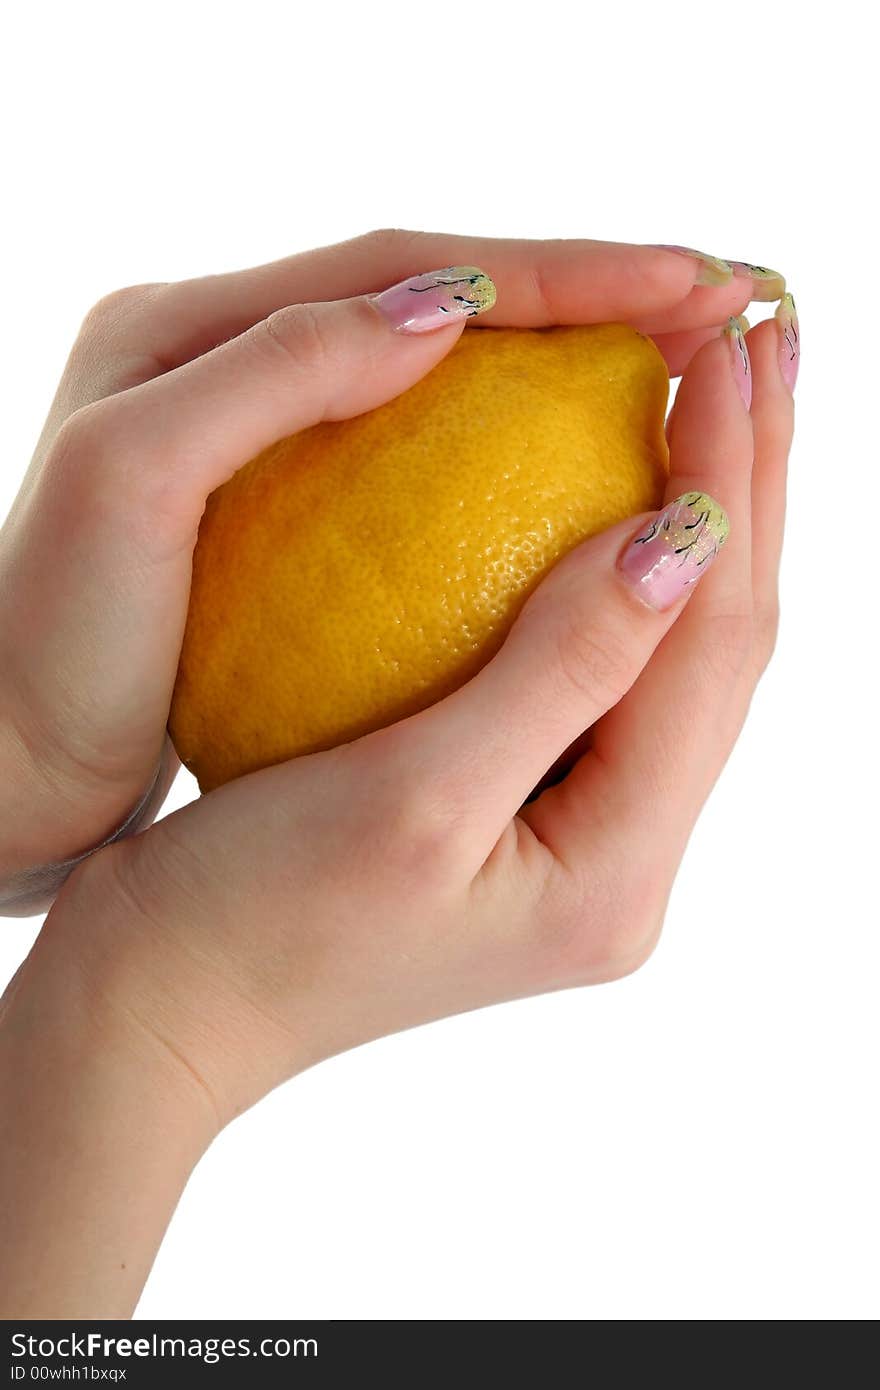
left=0, top=230, right=795, bottom=1312
left=69, top=298, right=794, bottom=1118
left=0, top=231, right=780, bottom=912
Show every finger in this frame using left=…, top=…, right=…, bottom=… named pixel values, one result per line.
left=661, top=315, right=751, bottom=447
left=54, top=268, right=498, bottom=542
left=97, top=232, right=775, bottom=370
left=749, top=298, right=797, bottom=607
left=378, top=493, right=729, bottom=861
left=653, top=324, right=726, bottom=379
left=657, top=320, right=754, bottom=614
left=525, top=323, right=757, bottom=874
left=632, top=261, right=783, bottom=338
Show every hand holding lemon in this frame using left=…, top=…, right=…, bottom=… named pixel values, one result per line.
left=0, top=230, right=796, bottom=1315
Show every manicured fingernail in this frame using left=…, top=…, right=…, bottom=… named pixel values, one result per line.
left=723, top=315, right=752, bottom=410
left=368, top=266, right=496, bottom=334
left=619, top=492, right=730, bottom=611
left=653, top=245, right=733, bottom=286
left=726, top=260, right=786, bottom=301
left=775, top=292, right=800, bottom=393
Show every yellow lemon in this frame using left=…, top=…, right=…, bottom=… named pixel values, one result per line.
left=170, top=324, right=669, bottom=791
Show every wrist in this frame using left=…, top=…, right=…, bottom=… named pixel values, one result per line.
left=0, top=714, right=169, bottom=916
left=0, top=893, right=217, bottom=1317
left=2, top=905, right=219, bottom=1164
left=0, top=713, right=100, bottom=913
left=46, top=841, right=313, bottom=1132
left=23, top=878, right=221, bottom=1149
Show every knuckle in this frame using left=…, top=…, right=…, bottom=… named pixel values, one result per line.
left=349, top=740, right=472, bottom=888
left=541, top=859, right=668, bottom=985
left=553, top=613, right=633, bottom=710
left=753, top=599, right=781, bottom=671
left=46, top=399, right=184, bottom=553
left=383, top=788, right=471, bottom=887
left=258, top=302, right=331, bottom=371
left=359, top=226, right=421, bottom=255
left=340, top=727, right=474, bottom=889
left=77, top=283, right=162, bottom=345
left=524, top=260, right=556, bottom=324
left=49, top=398, right=114, bottom=472
left=698, top=610, right=757, bottom=684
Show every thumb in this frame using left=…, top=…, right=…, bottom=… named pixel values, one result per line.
left=51, top=266, right=496, bottom=546
left=4, top=268, right=494, bottom=789
left=385, top=492, right=730, bottom=848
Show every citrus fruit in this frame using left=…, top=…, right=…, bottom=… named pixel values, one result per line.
left=169, top=324, right=669, bottom=791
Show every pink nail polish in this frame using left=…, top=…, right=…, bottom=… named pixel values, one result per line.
left=368, top=266, right=496, bottom=334
left=724, top=316, right=752, bottom=410
left=619, top=492, right=730, bottom=611
left=775, top=293, right=799, bottom=393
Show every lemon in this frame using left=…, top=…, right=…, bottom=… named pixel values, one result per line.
left=170, top=324, right=669, bottom=791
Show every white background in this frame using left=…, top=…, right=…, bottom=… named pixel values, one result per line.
left=1, top=0, right=876, bottom=1320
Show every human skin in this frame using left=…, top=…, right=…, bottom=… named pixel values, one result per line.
left=0, top=232, right=795, bottom=1315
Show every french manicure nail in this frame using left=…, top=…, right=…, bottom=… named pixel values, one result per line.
left=368, top=266, right=497, bottom=334
left=726, top=260, right=786, bottom=302
left=652, top=245, right=734, bottom=286
left=723, top=315, right=752, bottom=410
left=775, top=292, right=800, bottom=393
left=619, top=492, right=730, bottom=611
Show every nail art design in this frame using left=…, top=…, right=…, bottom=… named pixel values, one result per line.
left=653, top=245, right=733, bottom=286
left=368, top=266, right=496, bottom=334
left=619, top=492, right=730, bottom=611
left=726, top=260, right=786, bottom=302
left=724, top=315, right=752, bottom=410
left=775, top=292, right=800, bottom=393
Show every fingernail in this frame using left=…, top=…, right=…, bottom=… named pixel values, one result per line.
left=723, top=315, right=752, bottom=410
left=726, top=260, right=786, bottom=302
left=775, top=292, right=800, bottom=394
left=619, top=492, right=730, bottom=611
left=368, top=266, right=496, bottom=334
left=653, top=245, right=733, bottom=286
